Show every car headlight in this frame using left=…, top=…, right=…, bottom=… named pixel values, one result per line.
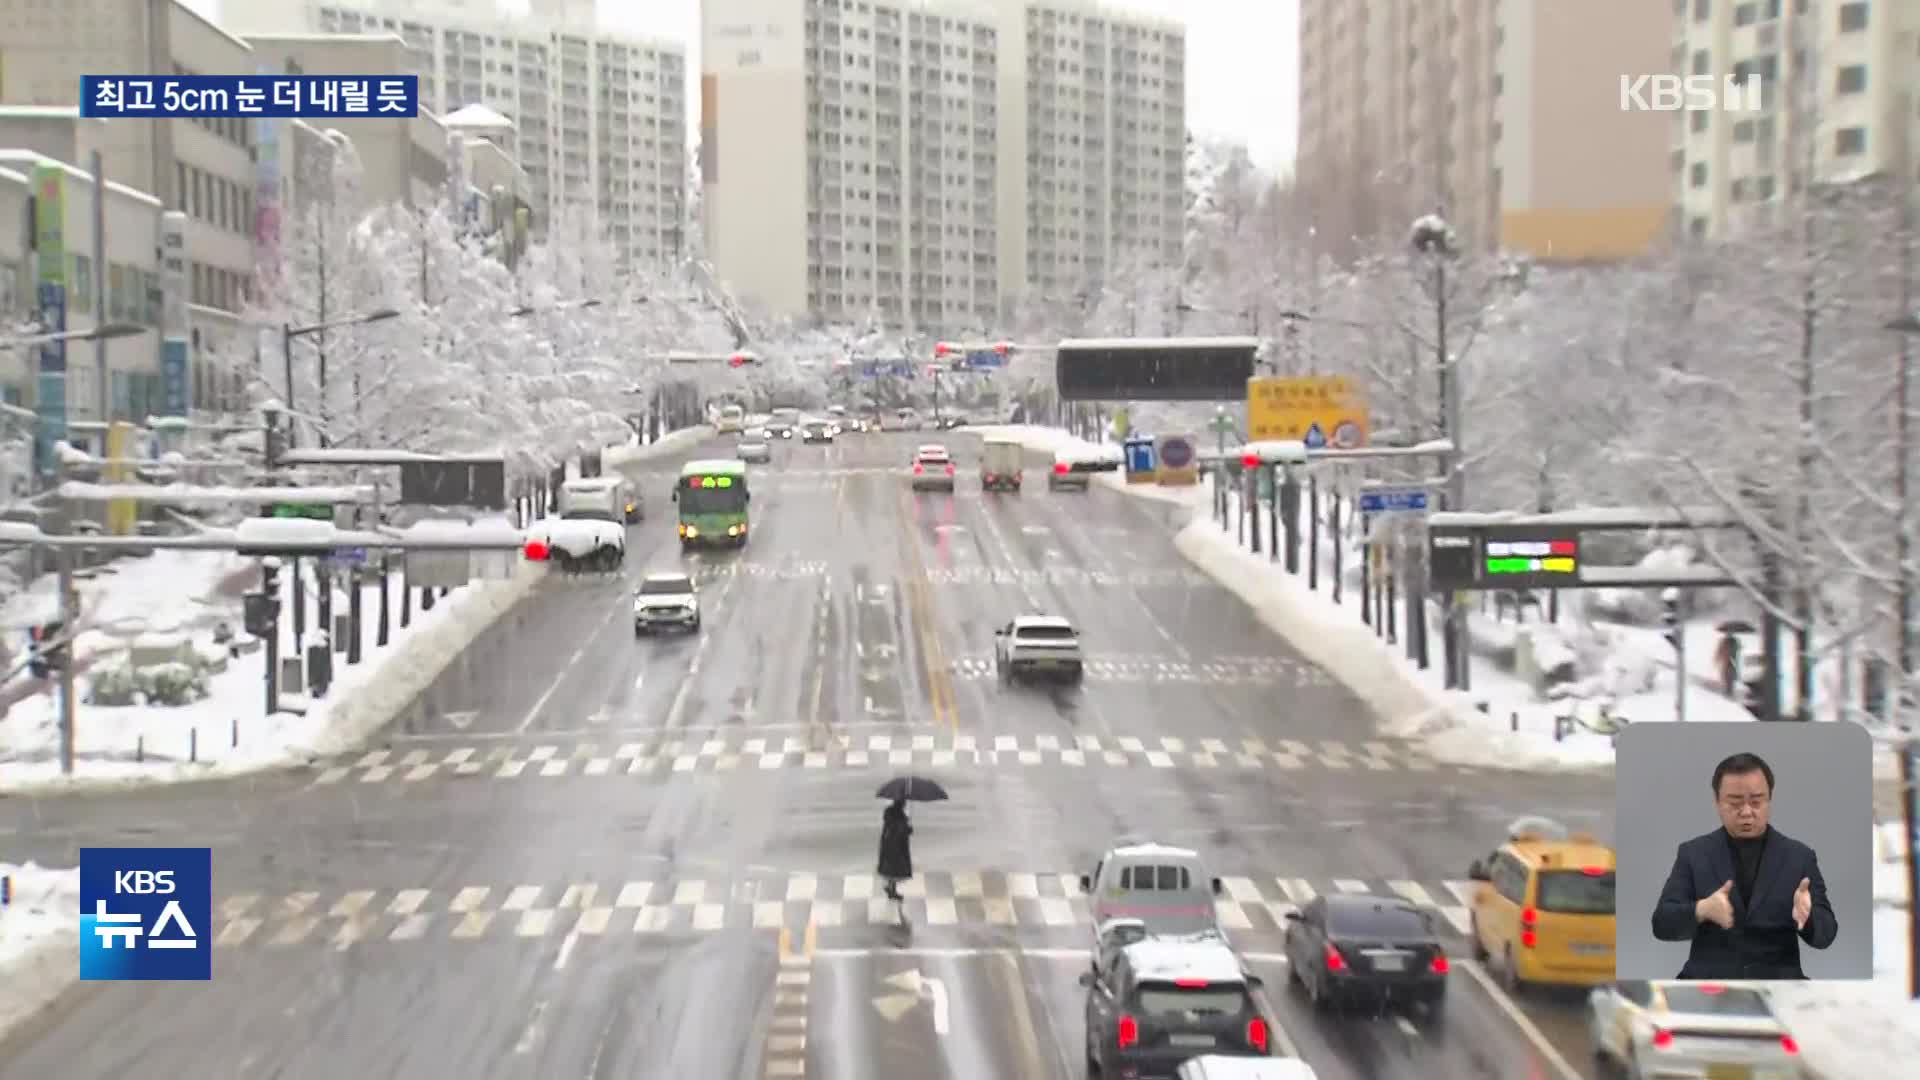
left=683, top=525, right=699, bottom=538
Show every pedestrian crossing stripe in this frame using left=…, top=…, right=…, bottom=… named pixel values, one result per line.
left=945, top=656, right=1336, bottom=686
left=311, top=734, right=1462, bottom=786
left=207, top=873, right=1481, bottom=949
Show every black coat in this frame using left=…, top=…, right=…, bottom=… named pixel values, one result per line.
left=1651, top=825, right=1838, bottom=979
left=877, top=804, right=913, bottom=879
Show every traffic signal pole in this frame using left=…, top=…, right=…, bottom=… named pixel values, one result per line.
left=55, top=532, right=77, bottom=776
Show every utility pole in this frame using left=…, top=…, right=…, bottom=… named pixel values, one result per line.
left=1663, top=588, right=1687, bottom=724
left=51, top=459, right=78, bottom=775
left=1891, top=162, right=1917, bottom=997
left=90, top=149, right=109, bottom=432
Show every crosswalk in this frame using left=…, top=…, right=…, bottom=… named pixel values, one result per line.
left=312, top=733, right=1462, bottom=786
left=208, top=871, right=1480, bottom=951
left=946, top=656, right=1336, bottom=687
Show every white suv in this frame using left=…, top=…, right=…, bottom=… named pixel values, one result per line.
left=633, top=572, right=700, bottom=635
left=993, top=614, right=1084, bottom=683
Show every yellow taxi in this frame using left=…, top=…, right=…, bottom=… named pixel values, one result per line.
left=1464, top=816, right=1616, bottom=991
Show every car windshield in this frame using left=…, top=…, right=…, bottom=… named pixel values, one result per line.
left=1015, top=625, right=1076, bottom=640
left=1328, top=902, right=1432, bottom=939
left=638, top=577, right=692, bottom=596
left=1535, top=870, right=1615, bottom=915
left=560, top=508, right=618, bottom=522
left=1661, top=985, right=1772, bottom=1017
left=1135, top=985, right=1248, bottom=1017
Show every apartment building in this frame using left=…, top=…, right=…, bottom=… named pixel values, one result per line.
left=1671, top=0, right=1919, bottom=242
left=226, top=0, right=689, bottom=269
left=0, top=152, right=170, bottom=423
left=241, top=33, right=452, bottom=210
left=0, top=0, right=262, bottom=407
left=1296, top=0, right=1672, bottom=262
left=702, top=0, right=1184, bottom=329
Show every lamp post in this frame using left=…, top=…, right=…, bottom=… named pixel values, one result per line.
left=0, top=322, right=147, bottom=352
left=1886, top=310, right=1919, bottom=999
left=1412, top=211, right=1462, bottom=690
left=280, top=308, right=399, bottom=450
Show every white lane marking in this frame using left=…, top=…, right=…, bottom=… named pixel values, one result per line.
left=553, top=929, right=579, bottom=970
left=512, top=999, right=547, bottom=1054
left=1459, top=959, right=1585, bottom=1080
left=516, top=601, right=624, bottom=733
left=1393, top=1015, right=1419, bottom=1037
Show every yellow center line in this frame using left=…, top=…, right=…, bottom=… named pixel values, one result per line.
left=895, top=488, right=957, bottom=733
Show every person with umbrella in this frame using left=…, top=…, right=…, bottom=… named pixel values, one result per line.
left=876, top=776, right=947, bottom=902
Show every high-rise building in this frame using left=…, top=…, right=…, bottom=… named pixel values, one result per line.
left=700, top=0, right=1185, bottom=330
left=1670, top=0, right=1918, bottom=242
left=1296, top=0, right=1673, bottom=262
left=225, top=0, right=689, bottom=269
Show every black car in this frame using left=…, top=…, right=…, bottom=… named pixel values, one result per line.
left=1084, top=926, right=1273, bottom=1078
left=800, top=419, right=835, bottom=443
left=1283, top=893, right=1450, bottom=1016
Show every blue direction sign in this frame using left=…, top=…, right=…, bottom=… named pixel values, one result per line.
left=1357, top=486, right=1431, bottom=514
left=1303, top=422, right=1327, bottom=450
left=326, top=546, right=368, bottom=566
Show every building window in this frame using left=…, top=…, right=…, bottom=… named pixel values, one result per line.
left=1694, top=0, right=1711, bottom=21
left=1838, top=2, right=1868, bottom=32
left=1735, top=3, right=1757, bottom=26
left=1690, top=161, right=1708, bottom=187
left=1834, top=126, right=1867, bottom=155
left=1835, top=64, right=1866, bottom=94
left=1691, top=110, right=1710, bottom=133
left=1692, top=49, right=1710, bottom=74
left=70, top=254, right=92, bottom=313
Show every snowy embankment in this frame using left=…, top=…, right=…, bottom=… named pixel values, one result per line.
left=0, top=426, right=709, bottom=794
left=0, top=863, right=78, bottom=1039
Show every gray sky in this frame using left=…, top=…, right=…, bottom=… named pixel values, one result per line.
left=192, top=0, right=1295, bottom=171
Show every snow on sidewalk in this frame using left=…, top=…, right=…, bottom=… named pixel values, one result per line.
left=0, top=862, right=79, bottom=1039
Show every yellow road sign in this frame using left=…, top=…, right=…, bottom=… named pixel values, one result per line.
left=1247, top=375, right=1369, bottom=448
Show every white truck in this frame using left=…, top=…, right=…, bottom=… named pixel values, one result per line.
left=559, top=476, right=640, bottom=524
left=979, top=438, right=1024, bottom=492
left=993, top=614, right=1084, bottom=683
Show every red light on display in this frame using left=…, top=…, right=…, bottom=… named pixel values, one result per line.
left=522, top=539, right=551, bottom=561
left=1549, top=540, right=1576, bottom=556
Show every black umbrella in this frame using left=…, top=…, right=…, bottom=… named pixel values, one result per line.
left=876, top=776, right=949, bottom=802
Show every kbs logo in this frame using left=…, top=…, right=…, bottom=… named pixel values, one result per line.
left=79, top=847, right=212, bottom=981
left=1620, top=73, right=1765, bottom=112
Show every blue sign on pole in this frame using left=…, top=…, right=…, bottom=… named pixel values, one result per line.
left=964, top=350, right=1005, bottom=370
left=1302, top=422, right=1327, bottom=450
left=33, top=282, right=69, bottom=477
left=1357, top=486, right=1431, bottom=514
left=160, top=339, right=190, bottom=416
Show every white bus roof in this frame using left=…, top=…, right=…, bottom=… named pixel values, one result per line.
left=683, top=458, right=749, bottom=474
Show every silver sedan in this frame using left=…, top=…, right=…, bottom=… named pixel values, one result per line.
left=1589, top=980, right=1805, bottom=1080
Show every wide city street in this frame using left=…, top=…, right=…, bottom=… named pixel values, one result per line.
left=0, top=430, right=1616, bottom=1080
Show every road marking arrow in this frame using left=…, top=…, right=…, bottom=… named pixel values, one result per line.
left=444, top=710, right=477, bottom=729
left=872, top=968, right=949, bottom=1033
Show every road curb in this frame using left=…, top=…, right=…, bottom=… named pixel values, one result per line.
left=0, top=925, right=77, bottom=1045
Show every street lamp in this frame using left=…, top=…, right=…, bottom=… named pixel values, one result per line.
left=1887, top=309, right=1919, bottom=999
left=1411, top=211, right=1461, bottom=688
left=281, top=308, right=400, bottom=449
left=510, top=298, right=606, bottom=317
left=0, top=322, right=146, bottom=350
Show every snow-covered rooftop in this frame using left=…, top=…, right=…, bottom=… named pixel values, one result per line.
left=0, top=153, right=162, bottom=208
left=444, top=103, right=514, bottom=130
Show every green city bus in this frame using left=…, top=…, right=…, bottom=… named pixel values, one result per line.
left=674, top=459, right=750, bottom=547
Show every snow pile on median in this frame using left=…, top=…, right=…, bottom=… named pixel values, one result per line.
left=0, top=862, right=79, bottom=1040
left=604, top=424, right=713, bottom=468
left=963, top=424, right=1211, bottom=510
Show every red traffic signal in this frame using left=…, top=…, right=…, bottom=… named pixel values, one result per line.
left=523, top=539, right=551, bottom=561
left=1241, top=452, right=1261, bottom=468
left=993, top=341, right=1010, bottom=355
left=933, top=342, right=954, bottom=357
left=728, top=353, right=747, bottom=367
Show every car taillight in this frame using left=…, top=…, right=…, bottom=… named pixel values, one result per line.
left=945, top=463, right=954, bottom=475
left=1246, top=1017, right=1268, bottom=1053
left=1054, top=462, right=1069, bottom=474
left=1323, top=944, right=1346, bottom=972
left=1430, top=953, right=1450, bottom=974
left=1780, top=1035, right=1799, bottom=1054
left=1651, top=1028, right=1674, bottom=1050
left=913, top=463, right=923, bottom=473
left=1117, top=1014, right=1138, bottom=1049
left=1520, top=906, right=1538, bottom=948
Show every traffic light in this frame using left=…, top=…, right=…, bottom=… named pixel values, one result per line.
left=28, top=621, right=66, bottom=678
left=993, top=341, right=1011, bottom=355
left=728, top=351, right=756, bottom=368
left=523, top=538, right=552, bottom=561
left=245, top=561, right=282, bottom=639
left=1661, top=587, right=1683, bottom=651
left=933, top=341, right=955, bottom=357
